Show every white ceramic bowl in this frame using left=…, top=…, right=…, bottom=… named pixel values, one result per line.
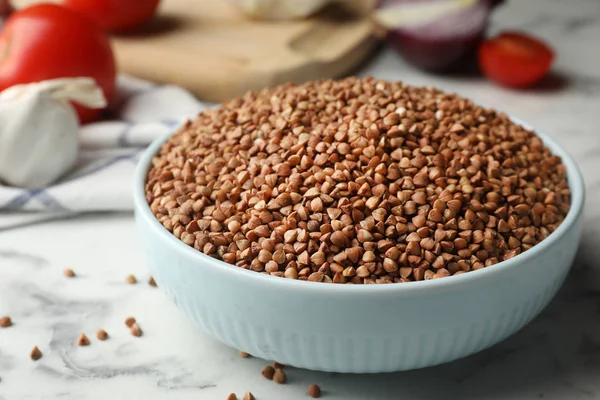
left=133, top=118, right=584, bottom=373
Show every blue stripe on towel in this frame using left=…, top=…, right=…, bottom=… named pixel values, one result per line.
left=1, top=189, right=68, bottom=211
left=160, top=119, right=180, bottom=127
left=117, top=123, right=134, bottom=147
left=1, top=189, right=41, bottom=210
left=34, top=191, right=67, bottom=211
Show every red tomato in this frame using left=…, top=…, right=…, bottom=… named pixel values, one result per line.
left=0, top=4, right=116, bottom=123
left=478, top=31, right=554, bottom=88
left=62, top=0, right=161, bottom=32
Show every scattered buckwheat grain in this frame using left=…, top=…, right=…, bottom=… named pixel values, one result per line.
left=125, top=274, right=137, bottom=284
left=273, top=368, right=286, bottom=384
left=130, top=323, right=143, bottom=337
left=63, top=268, right=75, bottom=278
left=273, top=361, right=285, bottom=369
left=96, top=329, right=109, bottom=341
left=148, top=276, right=157, bottom=287
left=243, top=392, right=255, bottom=400
left=145, top=77, right=571, bottom=283
left=77, top=333, right=90, bottom=346
left=125, top=317, right=136, bottom=327
left=227, top=394, right=237, bottom=400
left=261, top=365, right=275, bottom=380
left=0, top=316, right=12, bottom=328
left=238, top=350, right=250, bottom=358
left=307, top=384, right=321, bottom=398
left=30, top=346, right=42, bottom=361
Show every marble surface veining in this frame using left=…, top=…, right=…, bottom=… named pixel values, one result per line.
left=2, top=0, right=600, bottom=398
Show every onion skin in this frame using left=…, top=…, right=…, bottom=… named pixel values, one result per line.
left=383, top=0, right=494, bottom=72
left=387, top=27, right=485, bottom=71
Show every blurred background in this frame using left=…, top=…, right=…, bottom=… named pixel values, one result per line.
left=0, top=0, right=579, bottom=215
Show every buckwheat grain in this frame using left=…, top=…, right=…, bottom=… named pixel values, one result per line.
left=146, top=77, right=570, bottom=283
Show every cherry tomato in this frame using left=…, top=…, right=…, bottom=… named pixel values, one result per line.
left=0, top=4, right=116, bottom=123
left=62, top=0, right=161, bottom=32
left=478, top=31, right=554, bottom=88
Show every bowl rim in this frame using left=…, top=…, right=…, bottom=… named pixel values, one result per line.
left=133, top=115, right=585, bottom=294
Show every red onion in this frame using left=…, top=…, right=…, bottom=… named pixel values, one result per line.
left=375, top=0, right=495, bottom=71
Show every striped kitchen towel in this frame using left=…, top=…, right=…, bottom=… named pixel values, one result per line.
left=0, top=75, right=208, bottom=231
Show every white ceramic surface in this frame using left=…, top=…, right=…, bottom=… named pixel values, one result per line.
left=132, top=119, right=585, bottom=373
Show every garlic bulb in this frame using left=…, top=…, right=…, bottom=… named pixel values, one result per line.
left=231, top=0, right=376, bottom=20
left=0, top=77, right=106, bottom=189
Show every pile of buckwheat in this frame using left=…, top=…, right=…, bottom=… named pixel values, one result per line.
left=146, top=77, right=571, bottom=284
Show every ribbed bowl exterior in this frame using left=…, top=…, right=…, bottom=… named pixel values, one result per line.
left=135, top=210, right=580, bottom=373
left=134, top=123, right=584, bottom=373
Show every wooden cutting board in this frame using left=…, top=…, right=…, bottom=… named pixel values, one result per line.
left=111, top=0, right=377, bottom=102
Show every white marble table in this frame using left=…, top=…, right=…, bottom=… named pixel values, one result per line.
left=2, top=0, right=600, bottom=398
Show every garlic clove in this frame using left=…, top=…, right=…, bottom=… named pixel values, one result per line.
left=0, top=77, right=106, bottom=189
left=0, top=93, right=79, bottom=188
left=0, top=77, right=107, bottom=108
